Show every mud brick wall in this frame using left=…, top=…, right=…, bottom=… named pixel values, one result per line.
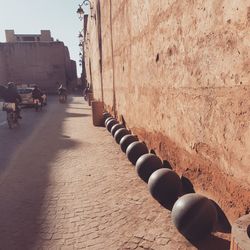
left=85, top=0, right=250, bottom=221
left=0, top=42, right=76, bottom=93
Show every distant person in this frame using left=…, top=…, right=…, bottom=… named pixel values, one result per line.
left=40, top=89, right=47, bottom=106
left=58, top=84, right=67, bottom=103
left=83, top=85, right=92, bottom=101
left=58, top=84, right=67, bottom=95
left=83, top=86, right=88, bottom=101
left=32, top=85, right=43, bottom=105
left=3, top=82, right=22, bottom=119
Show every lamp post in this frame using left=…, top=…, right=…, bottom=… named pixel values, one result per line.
left=76, top=0, right=93, bottom=21
left=76, top=1, right=92, bottom=91
left=78, top=35, right=87, bottom=88
left=78, top=32, right=83, bottom=39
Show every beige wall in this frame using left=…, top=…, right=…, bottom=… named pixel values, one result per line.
left=5, top=30, right=15, bottom=42
left=86, top=0, right=250, bottom=220
left=40, top=30, right=53, bottom=42
left=0, top=42, right=76, bottom=93
left=5, top=30, right=53, bottom=42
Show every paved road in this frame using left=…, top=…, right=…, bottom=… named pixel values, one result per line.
left=0, top=96, right=230, bottom=249
left=0, top=100, right=52, bottom=172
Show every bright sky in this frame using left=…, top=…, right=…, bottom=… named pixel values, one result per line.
left=0, top=0, right=89, bottom=77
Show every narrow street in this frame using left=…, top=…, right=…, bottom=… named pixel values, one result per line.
left=0, top=96, right=230, bottom=250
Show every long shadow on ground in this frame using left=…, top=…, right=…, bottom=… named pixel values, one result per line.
left=0, top=97, right=87, bottom=249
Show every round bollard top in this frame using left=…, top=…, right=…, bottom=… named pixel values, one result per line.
left=148, top=168, right=181, bottom=208
left=103, top=112, right=112, bottom=121
left=114, top=128, right=130, bottom=144
left=111, top=123, right=125, bottom=137
left=171, top=193, right=218, bottom=241
left=120, top=134, right=139, bottom=153
left=135, top=153, right=163, bottom=183
left=126, top=141, right=148, bottom=165
left=105, top=117, right=114, bottom=127
left=106, top=119, right=118, bottom=132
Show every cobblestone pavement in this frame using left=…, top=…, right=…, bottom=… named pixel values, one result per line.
left=0, top=96, right=230, bottom=249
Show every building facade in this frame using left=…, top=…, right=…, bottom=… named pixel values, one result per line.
left=5, top=30, right=53, bottom=43
left=0, top=30, right=77, bottom=93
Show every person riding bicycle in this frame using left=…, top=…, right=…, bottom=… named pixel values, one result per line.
left=58, top=84, right=67, bottom=100
left=3, top=82, right=22, bottom=119
left=32, top=85, right=43, bottom=106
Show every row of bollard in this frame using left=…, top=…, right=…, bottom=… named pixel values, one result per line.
left=103, top=112, right=218, bottom=242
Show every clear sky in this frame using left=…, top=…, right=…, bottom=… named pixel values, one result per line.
left=0, top=0, right=89, bottom=77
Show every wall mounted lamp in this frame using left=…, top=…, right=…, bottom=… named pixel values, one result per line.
left=78, top=32, right=83, bottom=38
left=76, top=0, right=94, bottom=20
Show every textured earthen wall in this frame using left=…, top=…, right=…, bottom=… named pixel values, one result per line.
left=86, top=0, right=250, bottom=221
left=0, top=42, right=76, bottom=93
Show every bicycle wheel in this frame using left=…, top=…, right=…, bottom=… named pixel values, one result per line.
left=7, top=112, right=13, bottom=129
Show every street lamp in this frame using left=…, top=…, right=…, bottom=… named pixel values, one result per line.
left=78, top=32, right=83, bottom=38
left=76, top=0, right=93, bottom=21
left=76, top=1, right=93, bottom=90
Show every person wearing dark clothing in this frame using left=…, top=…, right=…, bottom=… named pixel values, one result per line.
left=32, top=85, right=43, bottom=105
left=58, top=84, right=67, bottom=101
left=3, top=82, right=22, bottom=119
left=58, top=84, right=67, bottom=95
left=83, top=86, right=90, bottom=101
left=83, top=87, right=87, bottom=100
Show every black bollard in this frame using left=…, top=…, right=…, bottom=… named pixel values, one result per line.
left=126, top=141, right=148, bottom=165
left=106, top=119, right=119, bottom=132
left=171, top=193, right=218, bottom=241
left=111, top=123, right=125, bottom=137
left=148, top=168, right=181, bottom=209
left=103, top=112, right=111, bottom=121
left=105, top=117, right=114, bottom=127
left=114, top=128, right=130, bottom=144
left=135, top=153, right=163, bottom=183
